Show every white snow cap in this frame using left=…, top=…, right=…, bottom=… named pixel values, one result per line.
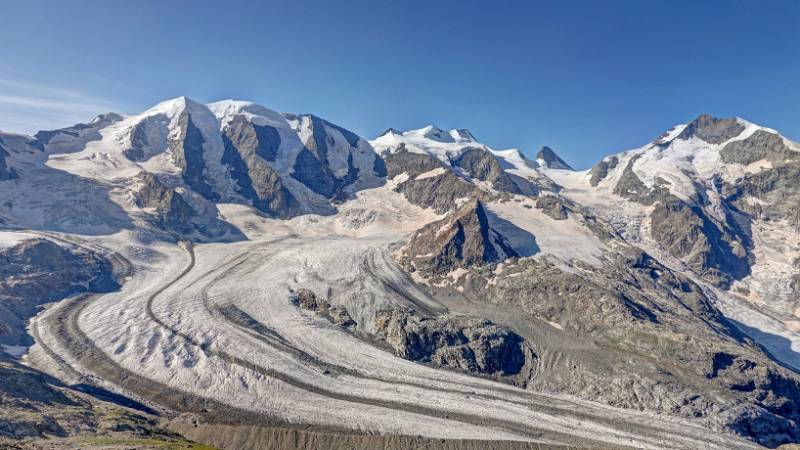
left=207, top=99, right=291, bottom=130
left=369, top=124, right=541, bottom=176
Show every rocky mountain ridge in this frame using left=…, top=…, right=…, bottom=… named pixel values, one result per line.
left=2, top=102, right=800, bottom=448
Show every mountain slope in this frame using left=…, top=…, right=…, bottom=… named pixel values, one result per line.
left=1, top=103, right=800, bottom=449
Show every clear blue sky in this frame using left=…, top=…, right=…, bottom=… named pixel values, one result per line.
left=2, top=0, right=798, bottom=168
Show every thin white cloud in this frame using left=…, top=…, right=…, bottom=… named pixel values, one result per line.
left=0, top=76, right=119, bottom=135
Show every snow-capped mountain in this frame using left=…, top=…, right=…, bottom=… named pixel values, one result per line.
left=0, top=97, right=387, bottom=236
left=3, top=103, right=800, bottom=449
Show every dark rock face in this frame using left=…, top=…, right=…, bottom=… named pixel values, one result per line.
left=134, top=172, right=196, bottom=232
left=650, top=198, right=750, bottom=287
left=535, top=195, right=569, bottom=220
left=536, top=146, right=573, bottom=170
left=396, top=170, right=484, bottom=214
left=220, top=115, right=298, bottom=217
left=0, top=239, right=118, bottom=347
left=612, top=155, right=671, bottom=205
left=406, top=199, right=516, bottom=273
left=291, top=288, right=356, bottom=328
left=676, top=114, right=745, bottom=144
left=0, top=133, right=46, bottom=180
left=589, top=156, right=618, bottom=186
left=34, top=125, right=90, bottom=147
left=0, top=356, right=181, bottom=443
left=169, top=111, right=218, bottom=201
left=721, top=130, right=799, bottom=166
left=476, top=248, right=800, bottom=447
left=382, top=145, right=444, bottom=179
left=382, top=147, right=488, bottom=213
left=452, top=147, right=522, bottom=194
left=374, top=308, right=535, bottom=384
left=292, top=147, right=339, bottom=198
left=123, top=114, right=168, bottom=162
left=288, top=114, right=370, bottom=199
left=34, top=113, right=121, bottom=152
left=0, top=143, right=17, bottom=181
left=725, top=162, right=800, bottom=229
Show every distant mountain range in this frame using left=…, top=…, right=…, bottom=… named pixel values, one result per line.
left=1, top=99, right=800, bottom=449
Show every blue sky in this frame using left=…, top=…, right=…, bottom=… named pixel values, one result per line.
left=2, top=0, right=798, bottom=168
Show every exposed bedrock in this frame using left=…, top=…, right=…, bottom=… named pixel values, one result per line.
left=383, top=147, right=504, bottom=213
left=397, top=170, right=487, bottom=214
left=650, top=198, right=751, bottom=287
left=588, top=155, right=618, bottom=187
left=0, top=238, right=118, bottom=348
left=451, top=147, right=523, bottom=194
left=0, top=142, right=17, bottom=181
left=536, top=146, right=573, bottom=170
left=220, top=115, right=299, bottom=217
left=405, top=199, right=517, bottom=274
left=169, top=110, right=219, bottom=201
left=676, top=114, right=745, bottom=144
left=612, top=155, right=752, bottom=286
left=291, top=288, right=356, bottom=328
left=721, top=129, right=799, bottom=166
left=381, top=145, right=444, bottom=179
left=373, top=307, right=536, bottom=385
left=724, top=162, right=800, bottom=229
left=123, top=114, right=168, bottom=162
left=612, top=155, right=672, bottom=205
left=287, top=113, right=381, bottom=201
left=453, top=246, right=800, bottom=447
left=134, top=172, right=196, bottom=233
left=534, top=195, right=569, bottom=220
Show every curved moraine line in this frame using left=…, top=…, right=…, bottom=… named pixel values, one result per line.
left=27, top=233, right=760, bottom=449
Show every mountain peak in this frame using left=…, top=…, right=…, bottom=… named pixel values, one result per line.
left=675, top=114, right=745, bottom=144
left=141, top=96, right=206, bottom=119
left=536, top=146, right=573, bottom=170
left=207, top=99, right=288, bottom=129
left=419, top=125, right=454, bottom=143
left=88, top=112, right=124, bottom=127
left=452, top=128, right=476, bottom=142
left=378, top=128, right=402, bottom=138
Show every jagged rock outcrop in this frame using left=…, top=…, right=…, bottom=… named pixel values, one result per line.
left=534, top=195, right=569, bottom=220
left=123, top=114, right=169, bottom=162
left=374, top=307, right=535, bottom=385
left=612, top=155, right=672, bottom=205
left=451, top=147, right=522, bottom=194
left=0, top=144, right=16, bottom=181
left=292, top=288, right=356, bottom=328
left=724, top=162, right=800, bottom=229
left=0, top=357, right=201, bottom=446
left=285, top=113, right=383, bottom=201
left=34, top=113, right=122, bottom=150
left=0, top=239, right=118, bottom=347
left=382, top=147, right=488, bottom=213
left=676, top=114, right=745, bottom=144
left=134, top=172, right=196, bottom=232
left=471, top=246, right=800, bottom=447
left=397, top=170, right=485, bottom=214
left=382, top=144, right=444, bottom=179
left=405, top=199, right=516, bottom=273
left=588, top=155, right=618, bottom=186
left=536, top=146, right=573, bottom=170
left=0, top=133, right=46, bottom=180
left=721, top=129, right=799, bottom=166
left=169, top=110, right=219, bottom=201
left=220, top=115, right=299, bottom=217
left=650, top=198, right=750, bottom=287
